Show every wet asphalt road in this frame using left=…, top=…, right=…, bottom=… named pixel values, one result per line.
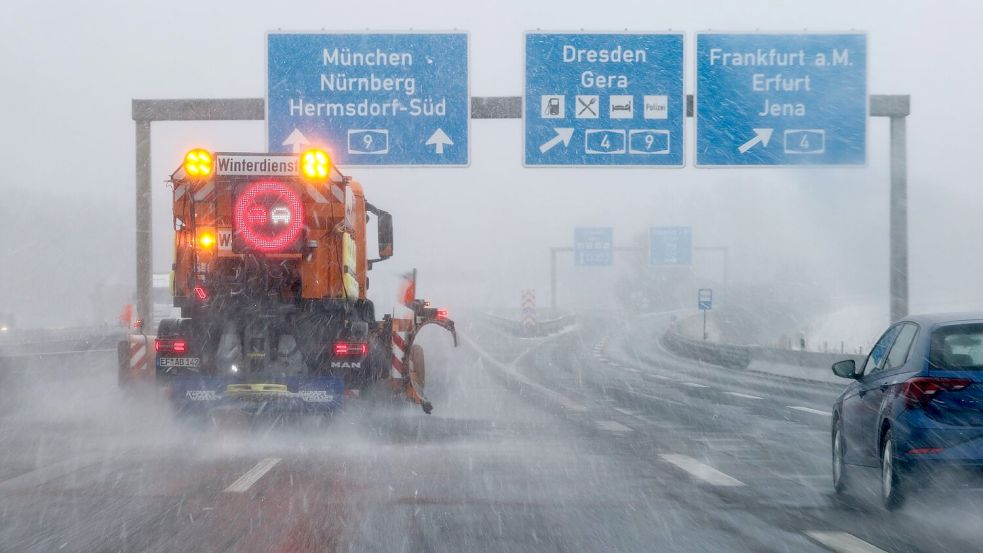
left=1, top=314, right=981, bottom=552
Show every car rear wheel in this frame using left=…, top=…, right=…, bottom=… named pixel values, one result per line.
left=881, top=430, right=907, bottom=510
left=832, top=422, right=849, bottom=494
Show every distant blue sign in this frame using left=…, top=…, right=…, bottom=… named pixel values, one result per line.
left=649, top=227, right=692, bottom=266
left=696, top=33, right=867, bottom=166
left=525, top=33, right=684, bottom=166
left=698, top=288, right=713, bottom=310
left=574, top=228, right=613, bottom=266
left=267, top=33, right=469, bottom=166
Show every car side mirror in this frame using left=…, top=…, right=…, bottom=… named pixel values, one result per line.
left=832, top=359, right=858, bottom=379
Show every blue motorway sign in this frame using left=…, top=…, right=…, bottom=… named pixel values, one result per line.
left=698, top=289, right=713, bottom=310
left=649, top=227, right=692, bottom=266
left=696, top=33, right=867, bottom=166
left=574, top=227, right=613, bottom=266
left=525, top=33, right=684, bottom=166
left=267, top=33, right=469, bottom=166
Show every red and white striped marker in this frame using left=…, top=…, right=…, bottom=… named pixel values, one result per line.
left=391, top=331, right=408, bottom=379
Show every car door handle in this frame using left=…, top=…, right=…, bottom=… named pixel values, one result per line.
left=858, top=389, right=867, bottom=398
left=880, top=384, right=889, bottom=392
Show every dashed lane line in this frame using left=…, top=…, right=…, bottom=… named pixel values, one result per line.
left=596, top=420, right=634, bottom=433
left=658, top=454, right=745, bottom=487
left=724, top=391, right=763, bottom=400
left=681, top=382, right=709, bottom=388
left=224, top=458, right=281, bottom=493
left=804, top=531, right=889, bottom=553
left=787, top=406, right=832, bottom=417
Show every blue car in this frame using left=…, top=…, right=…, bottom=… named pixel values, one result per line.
left=831, top=313, right=983, bottom=509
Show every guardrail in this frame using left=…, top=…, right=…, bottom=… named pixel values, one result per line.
left=0, top=326, right=125, bottom=358
left=661, top=328, right=751, bottom=369
left=662, top=319, right=864, bottom=382
left=479, top=312, right=577, bottom=338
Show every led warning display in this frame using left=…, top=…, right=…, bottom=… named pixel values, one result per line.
left=233, top=182, right=305, bottom=253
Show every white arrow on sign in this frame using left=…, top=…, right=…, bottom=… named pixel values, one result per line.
left=539, top=128, right=574, bottom=154
left=425, top=129, right=453, bottom=154
left=737, top=128, right=774, bottom=154
left=282, top=128, right=310, bottom=153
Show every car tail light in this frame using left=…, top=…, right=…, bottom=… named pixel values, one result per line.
left=193, top=286, right=208, bottom=301
left=155, top=339, right=188, bottom=354
left=333, top=341, right=367, bottom=357
left=900, top=377, right=972, bottom=407
left=907, top=447, right=944, bottom=455
left=436, top=308, right=448, bottom=320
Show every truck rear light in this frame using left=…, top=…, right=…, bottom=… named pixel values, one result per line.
left=155, top=339, right=188, bottom=354
left=900, top=377, right=972, bottom=407
left=193, top=285, right=208, bottom=301
left=333, top=341, right=367, bottom=357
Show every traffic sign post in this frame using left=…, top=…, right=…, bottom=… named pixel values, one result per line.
left=574, top=227, right=614, bottom=266
left=699, top=288, right=713, bottom=340
left=696, top=33, right=867, bottom=166
left=698, top=288, right=713, bottom=310
left=267, top=32, right=469, bottom=166
left=649, top=226, right=693, bottom=265
left=525, top=32, right=684, bottom=166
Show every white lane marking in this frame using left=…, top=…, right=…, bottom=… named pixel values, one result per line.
left=658, top=454, right=745, bottom=487
left=804, top=531, right=889, bottom=553
left=787, top=406, right=832, bottom=417
left=612, top=407, right=635, bottom=416
left=624, top=367, right=640, bottom=373
left=597, top=420, right=634, bottom=433
left=224, top=458, right=281, bottom=493
left=628, top=389, right=689, bottom=408
left=681, top=382, right=709, bottom=388
left=463, top=337, right=588, bottom=413
left=0, top=455, right=103, bottom=492
left=645, top=373, right=672, bottom=381
left=724, top=391, right=763, bottom=400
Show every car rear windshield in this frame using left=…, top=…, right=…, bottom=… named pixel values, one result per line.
left=930, top=323, right=983, bottom=370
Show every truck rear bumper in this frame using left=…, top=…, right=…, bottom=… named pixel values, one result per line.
left=167, top=376, right=345, bottom=415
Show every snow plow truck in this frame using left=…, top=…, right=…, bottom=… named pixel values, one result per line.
left=118, top=148, right=456, bottom=415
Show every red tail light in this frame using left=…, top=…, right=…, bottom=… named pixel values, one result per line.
left=333, top=341, right=367, bottom=357
left=900, top=377, right=972, bottom=407
left=155, top=339, right=188, bottom=354
left=193, top=286, right=208, bottom=301
left=907, top=447, right=944, bottom=455
left=436, top=308, right=448, bottom=320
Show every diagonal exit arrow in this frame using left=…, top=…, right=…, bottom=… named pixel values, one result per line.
left=539, top=128, right=574, bottom=154
left=737, top=128, right=774, bottom=154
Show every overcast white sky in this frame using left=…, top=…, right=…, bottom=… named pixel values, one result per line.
left=1, top=0, right=980, bottom=330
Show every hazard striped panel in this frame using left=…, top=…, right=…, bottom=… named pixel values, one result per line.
left=119, top=334, right=156, bottom=387
left=391, top=331, right=408, bottom=379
